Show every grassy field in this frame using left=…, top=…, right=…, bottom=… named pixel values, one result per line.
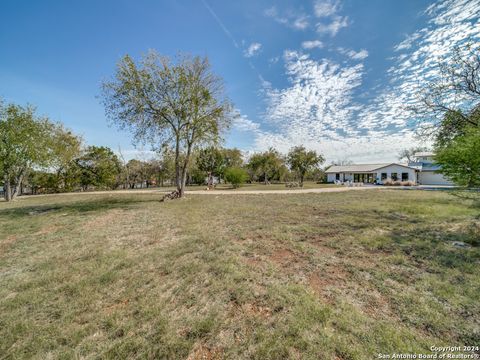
left=124, top=181, right=336, bottom=192
left=0, top=190, right=479, bottom=359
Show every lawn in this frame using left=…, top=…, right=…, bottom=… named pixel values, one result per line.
left=124, top=181, right=336, bottom=192
left=0, top=190, right=479, bottom=359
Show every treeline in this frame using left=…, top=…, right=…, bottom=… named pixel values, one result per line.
left=0, top=100, right=326, bottom=201
left=417, top=44, right=480, bottom=188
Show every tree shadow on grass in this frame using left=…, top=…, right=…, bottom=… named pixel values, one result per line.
left=0, top=196, right=162, bottom=220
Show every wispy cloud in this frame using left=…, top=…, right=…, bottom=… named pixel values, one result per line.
left=302, top=40, right=324, bottom=49
left=244, top=42, right=262, bottom=58
left=359, top=0, right=480, bottom=132
left=338, top=48, right=369, bottom=60
left=314, top=0, right=340, bottom=17
left=254, top=50, right=369, bottom=160
left=316, top=16, right=349, bottom=36
left=312, top=0, right=349, bottom=37
left=264, top=6, right=310, bottom=30
left=200, top=0, right=239, bottom=49
left=233, top=110, right=261, bottom=132
left=248, top=0, right=480, bottom=162
left=201, top=0, right=266, bottom=83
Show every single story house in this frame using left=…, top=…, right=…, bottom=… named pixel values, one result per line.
left=325, top=152, right=453, bottom=186
left=326, top=163, right=417, bottom=184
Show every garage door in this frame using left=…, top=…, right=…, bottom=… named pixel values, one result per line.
left=419, top=172, right=453, bottom=185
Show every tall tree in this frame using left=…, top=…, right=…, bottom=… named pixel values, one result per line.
left=197, top=146, right=224, bottom=186
left=286, top=146, right=324, bottom=187
left=125, top=159, right=145, bottom=189
left=0, top=102, right=57, bottom=201
left=435, top=127, right=480, bottom=187
left=101, top=51, right=233, bottom=197
left=416, top=43, right=480, bottom=138
left=247, top=148, right=286, bottom=185
left=49, top=125, right=83, bottom=192
left=222, top=148, right=243, bottom=169
left=74, top=146, right=121, bottom=190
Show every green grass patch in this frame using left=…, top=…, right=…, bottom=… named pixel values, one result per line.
left=0, top=190, right=479, bottom=358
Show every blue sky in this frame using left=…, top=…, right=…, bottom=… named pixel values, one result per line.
left=1, top=0, right=479, bottom=162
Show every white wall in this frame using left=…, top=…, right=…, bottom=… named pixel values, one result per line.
left=327, top=173, right=337, bottom=182
left=375, top=165, right=416, bottom=184
left=419, top=172, right=453, bottom=185
left=328, top=165, right=416, bottom=183
left=327, top=173, right=354, bottom=182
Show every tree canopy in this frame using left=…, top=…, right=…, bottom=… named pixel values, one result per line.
left=286, top=146, right=324, bottom=186
left=101, top=51, right=233, bottom=197
left=435, top=127, right=480, bottom=187
left=74, top=146, right=121, bottom=190
left=247, top=148, right=286, bottom=184
left=0, top=102, right=67, bottom=201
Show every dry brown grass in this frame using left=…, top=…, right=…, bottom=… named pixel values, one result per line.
left=0, top=190, right=479, bottom=359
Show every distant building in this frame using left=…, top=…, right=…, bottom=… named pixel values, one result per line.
left=408, top=152, right=453, bottom=185
left=325, top=152, right=453, bottom=186
left=326, top=163, right=417, bottom=184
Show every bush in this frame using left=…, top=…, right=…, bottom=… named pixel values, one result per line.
left=224, top=167, right=248, bottom=188
left=384, top=179, right=415, bottom=186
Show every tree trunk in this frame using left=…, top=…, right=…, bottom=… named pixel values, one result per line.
left=178, top=142, right=193, bottom=198
left=300, top=173, right=305, bottom=187
left=179, top=162, right=189, bottom=197
left=174, top=134, right=182, bottom=193
left=11, top=172, right=25, bottom=201
left=264, top=172, right=268, bottom=185
left=4, top=177, right=12, bottom=202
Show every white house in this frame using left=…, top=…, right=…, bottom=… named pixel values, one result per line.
left=326, top=163, right=417, bottom=184
left=325, top=152, right=453, bottom=186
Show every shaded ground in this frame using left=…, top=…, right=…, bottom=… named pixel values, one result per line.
left=0, top=191, right=479, bottom=359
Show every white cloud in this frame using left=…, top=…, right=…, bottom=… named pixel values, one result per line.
left=338, top=48, right=369, bottom=60
left=314, top=0, right=340, bottom=17
left=264, top=6, right=310, bottom=30
left=255, top=50, right=376, bottom=161
left=246, top=0, right=479, bottom=163
left=302, top=40, right=324, bottom=49
left=233, top=111, right=261, bottom=132
left=393, top=32, right=422, bottom=52
left=293, top=16, right=310, bottom=30
left=359, top=0, right=480, bottom=131
left=244, top=42, right=262, bottom=58
left=316, top=15, right=348, bottom=36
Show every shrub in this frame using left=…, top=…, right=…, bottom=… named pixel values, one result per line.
left=383, top=179, right=415, bottom=186
left=224, top=167, right=248, bottom=188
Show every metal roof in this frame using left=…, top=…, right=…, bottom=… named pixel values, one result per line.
left=414, top=152, right=435, bottom=157
left=325, top=163, right=415, bottom=173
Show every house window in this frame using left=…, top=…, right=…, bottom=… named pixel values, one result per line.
left=336, top=173, right=340, bottom=181
left=381, top=173, right=387, bottom=180
left=402, top=172, right=409, bottom=181
left=391, top=173, right=398, bottom=181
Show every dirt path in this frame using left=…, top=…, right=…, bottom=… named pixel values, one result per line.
left=187, top=186, right=378, bottom=195
left=12, top=186, right=379, bottom=200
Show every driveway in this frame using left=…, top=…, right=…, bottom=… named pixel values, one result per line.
left=11, top=186, right=380, bottom=200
